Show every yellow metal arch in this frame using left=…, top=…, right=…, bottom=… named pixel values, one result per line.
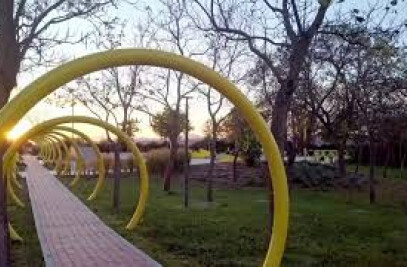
left=43, top=136, right=59, bottom=165
left=40, top=131, right=86, bottom=186
left=30, top=133, right=79, bottom=176
left=38, top=137, right=54, bottom=165
left=51, top=126, right=106, bottom=201
left=44, top=134, right=68, bottom=174
left=30, top=126, right=106, bottom=200
left=3, top=116, right=148, bottom=231
left=4, top=130, right=87, bottom=241
left=0, top=49, right=289, bottom=266
left=4, top=130, right=85, bottom=204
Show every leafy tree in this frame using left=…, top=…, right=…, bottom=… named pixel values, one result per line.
left=151, top=107, right=192, bottom=191
left=151, top=107, right=190, bottom=139
left=219, top=108, right=261, bottom=168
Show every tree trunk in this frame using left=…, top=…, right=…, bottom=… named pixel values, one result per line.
left=206, top=127, right=216, bottom=202
left=163, top=135, right=178, bottom=192
left=383, top=142, right=391, bottom=179
left=400, top=152, right=406, bottom=180
left=354, top=143, right=362, bottom=175
left=263, top=162, right=274, bottom=236
left=0, top=0, right=19, bottom=109
left=112, top=143, right=121, bottom=212
left=232, top=142, right=239, bottom=183
left=369, top=137, right=376, bottom=204
left=183, top=98, right=190, bottom=208
left=270, top=88, right=290, bottom=155
left=337, top=140, right=346, bottom=179
left=0, top=143, right=10, bottom=266
left=270, top=36, right=315, bottom=154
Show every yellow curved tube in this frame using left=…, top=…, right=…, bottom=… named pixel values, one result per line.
left=29, top=126, right=105, bottom=200
left=3, top=131, right=83, bottom=208
left=3, top=116, right=148, bottom=232
left=2, top=157, right=25, bottom=208
left=48, top=132, right=82, bottom=176
left=42, top=137, right=57, bottom=165
left=37, top=139, right=48, bottom=160
left=45, top=134, right=67, bottom=174
left=32, top=133, right=85, bottom=186
left=52, top=126, right=106, bottom=201
left=44, top=130, right=86, bottom=187
left=8, top=153, right=22, bottom=190
left=45, top=131, right=77, bottom=175
left=43, top=140, right=53, bottom=162
left=3, top=130, right=86, bottom=240
left=9, top=223, right=23, bottom=242
left=0, top=49, right=288, bottom=266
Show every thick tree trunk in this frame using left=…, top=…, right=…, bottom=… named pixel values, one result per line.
left=368, top=137, right=376, bottom=204
left=0, top=0, right=19, bottom=108
left=270, top=88, right=290, bottom=155
left=0, top=143, right=10, bottom=266
left=206, top=128, right=216, bottom=202
left=0, top=6, right=20, bottom=261
left=163, top=135, right=178, bottom=192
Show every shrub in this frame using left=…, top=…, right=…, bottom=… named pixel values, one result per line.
left=144, top=148, right=187, bottom=174
left=292, top=162, right=337, bottom=190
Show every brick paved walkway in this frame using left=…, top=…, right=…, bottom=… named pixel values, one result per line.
left=24, top=155, right=160, bottom=267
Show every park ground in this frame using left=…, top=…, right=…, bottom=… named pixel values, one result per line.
left=9, top=166, right=407, bottom=266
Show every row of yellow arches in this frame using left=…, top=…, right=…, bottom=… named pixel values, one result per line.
left=0, top=49, right=289, bottom=266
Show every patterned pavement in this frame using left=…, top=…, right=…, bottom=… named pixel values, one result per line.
left=23, top=155, right=160, bottom=267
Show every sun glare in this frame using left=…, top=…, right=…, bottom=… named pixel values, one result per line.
left=7, top=120, right=32, bottom=141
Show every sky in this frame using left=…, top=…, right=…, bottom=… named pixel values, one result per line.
left=7, top=0, right=407, bottom=141
left=9, top=0, right=220, bottom=141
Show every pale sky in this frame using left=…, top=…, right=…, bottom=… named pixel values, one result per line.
left=7, top=0, right=406, bottom=141
left=8, top=0, right=233, bottom=141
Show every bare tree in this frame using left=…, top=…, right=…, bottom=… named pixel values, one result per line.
left=0, top=1, right=116, bottom=263
left=198, top=35, right=245, bottom=202
left=0, top=0, right=116, bottom=108
left=137, top=0, right=199, bottom=192
left=188, top=0, right=333, bottom=153
left=354, top=38, right=406, bottom=203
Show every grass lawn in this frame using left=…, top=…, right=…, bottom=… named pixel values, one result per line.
left=67, top=174, right=407, bottom=266
left=9, top=178, right=44, bottom=266
left=191, top=149, right=211, bottom=159
left=348, top=163, right=407, bottom=180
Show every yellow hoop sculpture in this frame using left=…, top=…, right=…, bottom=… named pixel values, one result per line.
left=38, top=137, right=55, bottom=165
left=34, top=132, right=85, bottom=180
left=4, top=126, right=103, bottom=241
left=3, top=116, right=148, bottom=231
left=51, top=126, right=106, bottom=201
left=44, top=136, right=60, bottom=165
left=0, top=49, right=289, bottom=266
left=38, top=131, right=85, bottom=186
left=3, top=131, right=83, bottom=208
left=34, top=126, right=106, bottom=200
left=43, top=134, right=67, bottom=174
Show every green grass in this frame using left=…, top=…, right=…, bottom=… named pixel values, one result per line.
left=348, top=163, right=407, bottom=180
left=9, top=178, right=44, bottom=266
left=68, top=174, right=407, bottom=266
left=191, top=149, right=211, bottom=159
